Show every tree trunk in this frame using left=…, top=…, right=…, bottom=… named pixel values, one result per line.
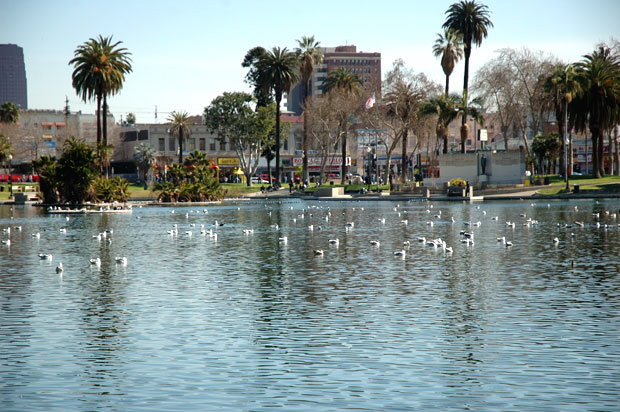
left=614, top=127, right=619, bottom=176
left=96, top=93, right=102, bottom=146
left=102, top=94, right=108, bottom=147
left=445, top=74, right=450, bottom=96
left=341, top=118, right=348, bottom=185
left=178, top=127, right=184, bottom=164
left=460, top=49, right=471, bottom=154
left=401, top=129, right=408, bottom=184
left=275, top=96, right=281, bottom=186
left=302, top=79, right=310, bottom=183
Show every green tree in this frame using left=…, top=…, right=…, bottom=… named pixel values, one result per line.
left=134, top=143, right=156, bottom=189
left=443, top=0, right=493, bottom=152
left=242, top=46, right=272, bottom=108
left=420, top=93, right=461, bottom=154
left=0, top=135, right=13, bottom=172
left=32, top=155, right=58, bottom=204
left=184, top=150, right=209, bottom=167
left=69, top=35, right=132, bottom=147
left=572, top=46, right=620, bottom=178
left=96, top=141, right=114, bottom=178
left=204, top=92, right=276, bottom=186
left=532, top=132, right=561, bottom=175
left=454, top=95, right=485, bottom=152
left=433, top=28, right=463, bottom=96
left=168, top=111, right=192, bottom=164
left=544, top=63, right=582, bottom=181
left=323, top=67, right=362, bottom=183
left=125, top=112, right=136, bottom=125
left=0, top=102, right=20, bottom=123
left=56, top=138, right=98, bottom=204
left=254, top=47, right=300, bottom=185
left=296, top=35, right=323, bottom=182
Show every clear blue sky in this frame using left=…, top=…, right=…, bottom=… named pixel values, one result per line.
left=2, top=0, right=618, bottom=123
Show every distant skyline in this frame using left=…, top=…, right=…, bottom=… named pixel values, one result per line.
left=1, top=0, right=619, bottom=123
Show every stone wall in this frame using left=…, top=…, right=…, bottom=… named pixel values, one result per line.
left=424, top=151, right=525, bottom=188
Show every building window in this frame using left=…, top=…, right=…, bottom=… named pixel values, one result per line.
left=210, top=142, right=216, bottom=151
left=220, top=141, right=226, bottom=151
left=169, top=138, right=175, bottom=152
left=199, top=138, right=206, bottom=151
left=189, top=138, right=196, bottom=151
left=158, top=138, right=165, bottom=151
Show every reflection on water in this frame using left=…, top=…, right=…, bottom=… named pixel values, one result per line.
left=1, top=199, right=619, bottom=411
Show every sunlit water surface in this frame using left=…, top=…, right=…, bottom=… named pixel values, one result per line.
left=1, top=198, right=619, bottom=411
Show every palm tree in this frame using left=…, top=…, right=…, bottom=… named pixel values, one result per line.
left=573, top=46, right=620, bottom=178
left=323, top=67, right=362, bottom=184
left=454, top=95, right=485, bottom=152
left=420, top=93, right=461, bottom=153
left=0, top=102, right=20, bottom=123
left=443, top=0, right=493, bottom=152
left=134, top=143, right=156, bottom=189
left=433, top=29, right=463, bottom=96
left=255, top=47, right=299, bottom=185
left=168, top=111, right=192, bottom=164
left=544, top=64, right=582, bottom=184
left=69, top=35, right=132, bottom=147
left=296, top=35, right=323, bottom=183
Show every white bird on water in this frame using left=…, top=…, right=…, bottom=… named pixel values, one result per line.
left=115, top=256, right=128, bottom=265
left=89, top=257, right=101, bottom=266
left=38, top=253, right=53, bottom=260
left=394, top=249, right=407, bottom=258
left=328, top=239, right=339, bottom=246
left=313, top=249, right=324, bottom=256
left=369, top=240, right=380, bottom=247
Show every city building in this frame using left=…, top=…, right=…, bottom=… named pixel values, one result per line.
left=287, top=45, right=381, bottom=115
left=0, top=44, right=28, bottom=109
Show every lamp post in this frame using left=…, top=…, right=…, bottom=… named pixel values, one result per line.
left=564, top=102, right=569, bottom=192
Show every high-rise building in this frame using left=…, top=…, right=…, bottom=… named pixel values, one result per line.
left=288, top=45, right=381, bottom=115
left=0, top=44, right=28, bottom=109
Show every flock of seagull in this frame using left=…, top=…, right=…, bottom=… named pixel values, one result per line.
left=2, top=200, right=619, bottom=274
left=1, top=212, right=127, bottom=275
left=154, top=201, right=619, bottom=262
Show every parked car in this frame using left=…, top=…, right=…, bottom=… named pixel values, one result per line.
left=251, top=176, right=269, bottom=184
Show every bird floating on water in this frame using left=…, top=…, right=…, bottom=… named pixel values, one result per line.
left=89, top=257, right=101, bottom=266
left=56, top=262, right=64, bottom=274
left=38, top=253, right=53, bottom=260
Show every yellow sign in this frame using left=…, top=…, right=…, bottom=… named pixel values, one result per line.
left=218, top=157, right=239, bottom=166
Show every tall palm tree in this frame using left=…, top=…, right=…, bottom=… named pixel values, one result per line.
left=420, top=93, right=461, bottom=154
left=544, top=63, right=582, bottom=182
left=433, top=29, right=463, bottom=96
left=0, top=102, right=20, bottom=123
left=573, top=46, right=620, bottom=177
left=70, top=35, right=132, bottom=147
left=323, top=67, right=362, bottom=184
left=168, top=111, right=192, bottom=164
left=296, top=35, right=323, bottom=182
left=255, top=47, right=299, bottom=185
left=443, top=0, right=493, bottom=152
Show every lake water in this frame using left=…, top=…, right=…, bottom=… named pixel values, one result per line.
left=1, top=198, right=619, bottom=411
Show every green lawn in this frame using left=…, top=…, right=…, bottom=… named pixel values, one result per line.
left=535, top=175, right=620, bottom=195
